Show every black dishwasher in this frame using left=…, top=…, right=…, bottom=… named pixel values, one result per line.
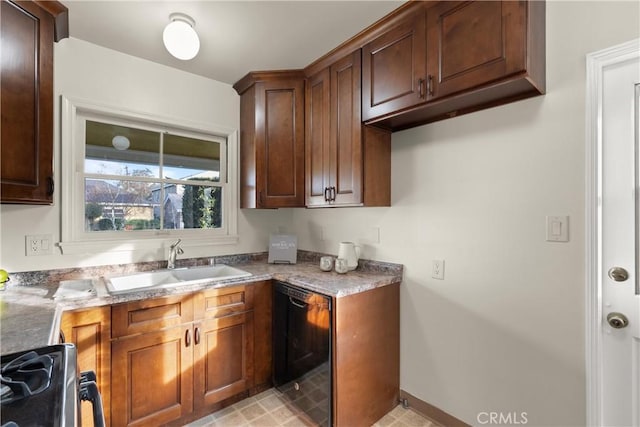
left=273, top=281, right=332, bottom=426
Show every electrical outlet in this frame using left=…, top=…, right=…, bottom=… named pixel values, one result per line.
left=432, top=259, right=445, bottom=280
left=25, top=234, right=53, bottom=256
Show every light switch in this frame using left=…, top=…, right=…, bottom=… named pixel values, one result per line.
left=546, top=216, right=569, bottom=242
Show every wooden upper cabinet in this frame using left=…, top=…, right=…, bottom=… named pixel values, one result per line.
left=305, top=67, right=331, bottom=206
left=0, top=0, right=68, bottom=204
left=234, top=72, right=305, bottom=208
left=370, top=0, right=545, bottom=130
left=361, top=5, right=427, bottom=122
left=306, top=51, right=363, bottom=207
left=330, top=52, right=364, bottom=206
left=426, top=1, right=528, bottom=99
left=306, top=51, right=390, bottom=208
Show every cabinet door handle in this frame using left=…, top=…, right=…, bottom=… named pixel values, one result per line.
left=47, top=176, right=55, bottom=196
left=427, top=75, right=434, bottom=97
left=185, top=329, right=191, bottom=347
left=59, top=330, right=65, bottom=343
left=194, top=327, right=200, bottom=345
left=324, top=187, right=329, bottom=202
left=330, top=186, right=336, bottom=202
left=418, top=78, right=425, bottom=98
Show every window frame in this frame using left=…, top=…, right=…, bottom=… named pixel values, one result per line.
left=59, top=96, right=239, bottom=255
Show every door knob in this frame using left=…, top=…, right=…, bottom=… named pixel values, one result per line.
left=607, top=312, right=629, bottom=329
left=608, top=267, right=629, bottom=282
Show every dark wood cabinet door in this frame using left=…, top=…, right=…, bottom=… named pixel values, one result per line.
left=306, top=50, right=363, bottom=207
left=111, top=326, right=193, bottom=426
left=305, top=68, right=331, bottom=207
left=330, top=50, right=362, bottom=205
left=193, top=312, right=254, bottom=410
left=1, top=0, right=55, bottom=204
left=61, top=307, right=111, bottom=427
left=256, top=78, right=305, bottom=208
left=426, top=1, right=527, bottom=99
left=362, top=7, right=426, bottom=122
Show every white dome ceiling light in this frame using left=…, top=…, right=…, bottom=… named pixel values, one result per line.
left=163, top=13, right=200, bottom=61
left=111, top=135, right=130, bottom=151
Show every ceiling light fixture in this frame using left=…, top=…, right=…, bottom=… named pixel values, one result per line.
left=163, top=13, right=200, bottom=61
left=112, top=135, right=130, bottom=151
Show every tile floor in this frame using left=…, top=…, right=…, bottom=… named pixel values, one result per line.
left=184, top=388, right=440, bottom=427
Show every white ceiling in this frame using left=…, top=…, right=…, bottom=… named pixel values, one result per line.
left=66, top=1, right=404, bottom=85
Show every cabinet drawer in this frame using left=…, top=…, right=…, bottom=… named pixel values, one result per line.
left=112, top=295, right=194, bottom=338
left=197, top=285, right=254, bottom=319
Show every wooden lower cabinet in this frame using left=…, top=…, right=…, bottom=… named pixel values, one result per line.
left=109, top=284, right=265, bottom=427
left=111, top=326, right=193, bottom=427
left=60, top=306, right=111, bottom=427
left=60, top=279, right=397, bottom=426
left=251, top=281, right=273, bottom=394
left=194, top=312, right=254, bottom=410
left=333, top=282, right=400, bottom=426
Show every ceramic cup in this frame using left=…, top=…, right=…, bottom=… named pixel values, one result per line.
left=319, top=256, right=334, bottom=272
left=334, top=258, right=349, bottom=274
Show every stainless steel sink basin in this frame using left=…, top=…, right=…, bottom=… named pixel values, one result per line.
left=104, top=265, right=252, bottom=294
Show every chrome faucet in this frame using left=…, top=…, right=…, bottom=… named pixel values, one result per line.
left=167, top=239, right=184, bottom=269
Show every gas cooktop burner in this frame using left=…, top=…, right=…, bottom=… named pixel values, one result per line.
left=0, top=351, right=53, bottom=405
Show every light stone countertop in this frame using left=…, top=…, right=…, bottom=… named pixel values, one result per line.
left=0, top=254, right=402, bottom=354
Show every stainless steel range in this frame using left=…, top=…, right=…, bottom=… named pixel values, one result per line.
left=0, top=344, right=104, bottom=427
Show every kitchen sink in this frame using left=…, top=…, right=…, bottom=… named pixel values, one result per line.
left=104, top=264, right=252, bottom=294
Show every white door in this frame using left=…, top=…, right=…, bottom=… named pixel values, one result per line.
left=599, top=42, right=640, bottom=427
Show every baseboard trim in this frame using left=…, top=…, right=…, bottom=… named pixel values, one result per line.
left=399, top=390, right=470, bottom=427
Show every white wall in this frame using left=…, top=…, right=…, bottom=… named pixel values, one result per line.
left=0, top=38, right=288, bottom=272
left=291, top=2, right=639, bottom=426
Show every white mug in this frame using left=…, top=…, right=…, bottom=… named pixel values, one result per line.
left=319, top=256, right=334, bottom=272
left=334, top=258, right=349, bottom=274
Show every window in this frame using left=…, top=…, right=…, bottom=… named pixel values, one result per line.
left=60, top=97, right=239, bottom=254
